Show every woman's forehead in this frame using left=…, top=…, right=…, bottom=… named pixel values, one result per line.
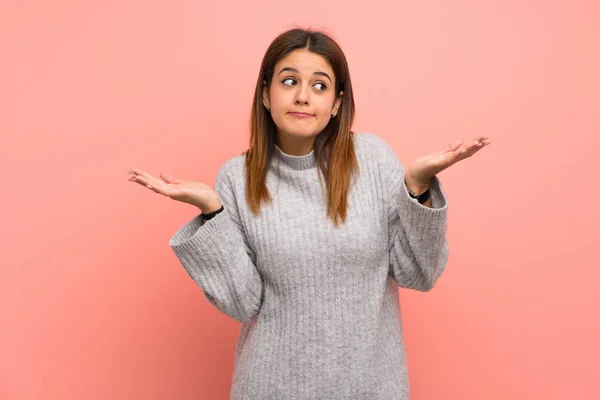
left=275, top=49, right=334, bottom=77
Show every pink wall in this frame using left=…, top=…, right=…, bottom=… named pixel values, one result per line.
left=2, top=1, right=599, bottom=399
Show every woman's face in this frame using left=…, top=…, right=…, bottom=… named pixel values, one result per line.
left=263, top=49, right=343, bottom=143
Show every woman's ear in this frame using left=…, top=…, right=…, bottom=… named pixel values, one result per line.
left=331, top=91, right=344, bottom=117
left=262, top=80, right=270, bottom=110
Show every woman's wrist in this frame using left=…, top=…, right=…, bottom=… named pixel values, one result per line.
left=404, top=178, right=430, bottom=195
left=404, top=170, right=432, bottom=193
left=198, top=198, right=223, bottom=214
left=201, top=204, right=224, bottom=220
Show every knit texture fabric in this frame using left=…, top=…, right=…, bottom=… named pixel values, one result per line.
left=169, top=132, right=449, bottom=399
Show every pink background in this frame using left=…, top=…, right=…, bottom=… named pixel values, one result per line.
left=2, top=0, right=599, bottom=399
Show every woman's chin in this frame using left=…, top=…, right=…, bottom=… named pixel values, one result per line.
left=279, top=125, right=327, bottom=138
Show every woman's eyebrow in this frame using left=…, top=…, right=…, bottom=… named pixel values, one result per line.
left=277, top=67, right=332, bottom=83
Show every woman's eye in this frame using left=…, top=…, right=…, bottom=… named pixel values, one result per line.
left=281, top=78, right=326, bottom=91
left=314, top=82, right=327, bottom=91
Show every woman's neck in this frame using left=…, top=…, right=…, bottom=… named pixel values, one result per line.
left=276, top=133, right=317, bottom=156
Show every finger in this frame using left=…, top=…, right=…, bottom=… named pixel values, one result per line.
left=129, top=174, right=155, bottom=189
left=128, top=168, right=148, bottom=176
left=474, top=136, right=492, bottom=147
left=453, top=143, right=477, bottom=158
left=128, top=168, right=159, bottom=181
left=129, top=169, right=169, bottom=188
left=453, top=138, right=490, bottom=160
left=129, top=174, right=151, bottom=187
left=468, top=139, right=486, bottom=150
left=472, top=138, right=491, bottom=149
left=129, top=175, right=171, bottom=196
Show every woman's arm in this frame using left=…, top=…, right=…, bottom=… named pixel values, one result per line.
left=378, top=139, right=450, bottom=292
left=169, top=162, right=263, bottom=322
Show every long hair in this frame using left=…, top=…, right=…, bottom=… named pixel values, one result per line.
left=245, top=27, right=358, bottom=227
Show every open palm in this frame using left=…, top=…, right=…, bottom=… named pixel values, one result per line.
left=407, top=136, right=491, bottom=185
left=127, top=169, right=220, bottom=210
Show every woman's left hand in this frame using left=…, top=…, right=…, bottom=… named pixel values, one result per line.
left=405, top=136, right=491, bottom=191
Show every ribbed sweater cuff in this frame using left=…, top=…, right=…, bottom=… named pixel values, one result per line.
left=169, top=212, right=233, bottom=265
left=398, top=175, right=448, bottom=234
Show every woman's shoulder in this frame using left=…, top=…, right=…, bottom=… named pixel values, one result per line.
left=223, top=151, right=247, bottom=170
left=214, top=152, right=247, bottom=184
left=353, top=132, right=400, bottom=163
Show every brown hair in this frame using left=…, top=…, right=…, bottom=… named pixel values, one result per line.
left=245, top=27, right=358, bottom=227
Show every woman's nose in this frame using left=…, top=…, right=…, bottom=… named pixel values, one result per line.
left=295, top=85, right=310, bottom=104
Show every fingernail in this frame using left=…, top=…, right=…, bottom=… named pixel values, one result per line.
left=128, top=170, right=134, bottom=174
left=146, top=185, right=153, bottom=189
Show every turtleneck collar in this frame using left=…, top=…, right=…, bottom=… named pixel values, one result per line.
left=273, top=144, right=318, bottom=171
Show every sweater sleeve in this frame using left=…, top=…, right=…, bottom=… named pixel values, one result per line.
left=379, top=140, right=450, bottom=292
left=168, top=161, right=264, bottom=322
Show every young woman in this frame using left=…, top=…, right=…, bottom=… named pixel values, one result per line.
left=128, top=28, right=489, bottom=399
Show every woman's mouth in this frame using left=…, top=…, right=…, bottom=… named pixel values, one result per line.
left=288, top=112, right=314, bottom=118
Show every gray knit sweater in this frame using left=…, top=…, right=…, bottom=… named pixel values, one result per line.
left=169, top=132, right=449, bottom=399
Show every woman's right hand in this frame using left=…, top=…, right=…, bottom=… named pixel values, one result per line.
left=127, top=169, right=222, bottom=213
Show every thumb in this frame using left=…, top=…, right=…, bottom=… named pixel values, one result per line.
left=443, top=140, right=464, bottom=155
left=160, top=172, right=183, bottom=184
left=447, top=140, right=463, bottom=152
